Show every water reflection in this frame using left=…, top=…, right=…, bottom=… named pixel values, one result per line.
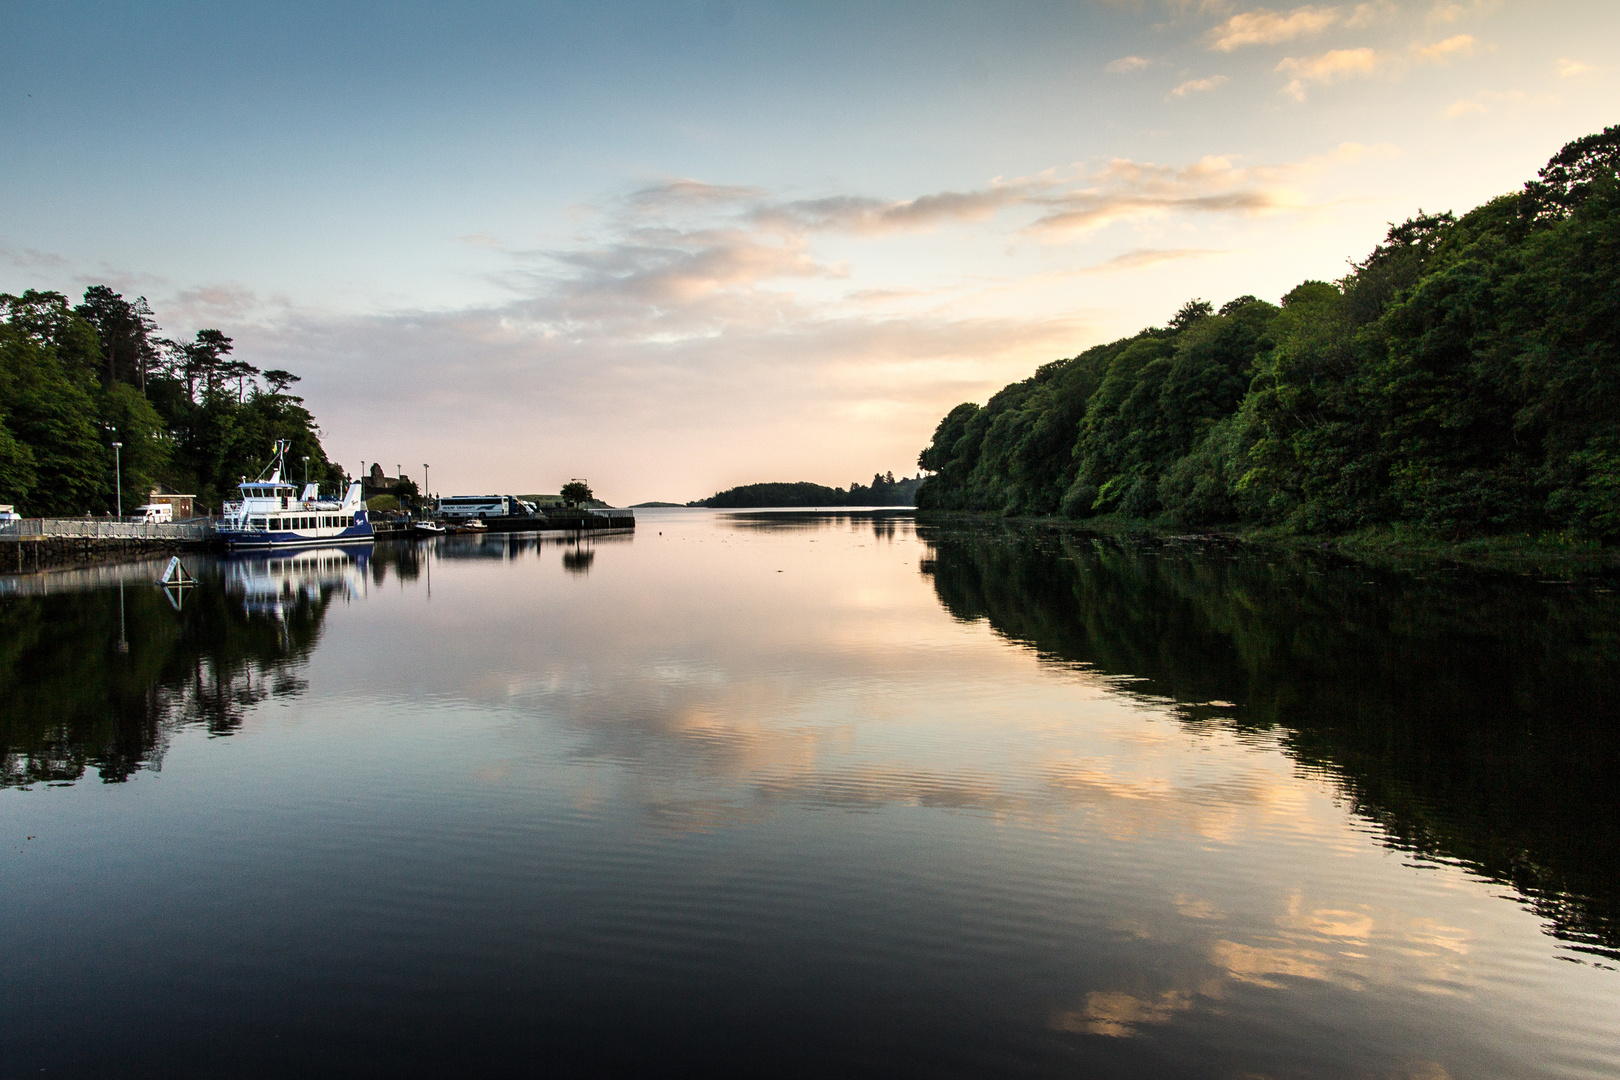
left=0, top=547, right=359, bottom=787
left=3, top=513, right=1618, bottom=1078
left=918, top=520, right=1620, bottom=960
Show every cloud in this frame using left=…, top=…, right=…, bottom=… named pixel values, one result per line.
left=755, top=188, right=1022, bottom=235
left=1, top=246, right=68, bottom=270
left=1170, top=74, right=1229, bottom=97
left=1207, top=5, right=1340, bottom=51
left=1426, top=0, right=1496, bottom=24
left=1443, top=98, right=1488, bottom=119
left=626, top=179, right=769, bottom=213
left=206, top=145, right=1352, bottom=495
left=1414, top=33, right=1474, bottom=63
left=1276, top=46, right=1381, bottom=99
left=1106, top=55, right=1154, bottom=74
left=170, top=283, right=259, bottom=320
left=1081, top=248, right=1226, bottom=274
left=1557, top=58, right=1592, bottom=78
left=1024, top=154, right=1295, bottom=235
left=1342, top=1, right=1395, bottom=28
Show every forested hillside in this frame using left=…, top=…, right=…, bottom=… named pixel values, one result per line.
left=0, top=289, right=339, bottom=516
left=916, top=126, right=1620, bottom=539
left=693, top=472, right=923, bottom=507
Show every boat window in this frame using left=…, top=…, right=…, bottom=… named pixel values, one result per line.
left=251, top=517, right=266, bottom=528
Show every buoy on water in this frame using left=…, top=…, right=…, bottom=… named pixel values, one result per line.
left=158, top=556, right=197, bottom=587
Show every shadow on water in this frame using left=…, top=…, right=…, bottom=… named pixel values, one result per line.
left=0, top=548, right=362, bottom=789
left=917, top=519, right=1620, bottom=961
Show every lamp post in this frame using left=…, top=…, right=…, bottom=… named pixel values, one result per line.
left=303, top=455, right=310, bottom=487
left=111, top=442, right=123, bottom=518
left=423, top=463, right=429, bottom=501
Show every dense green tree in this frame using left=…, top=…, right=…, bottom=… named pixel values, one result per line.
left=561, top=480, right=594, bottom=507
left=915, top=124, right=1620, bottom=542
left=0, top=320, right=105, bottom=514
left=0, top=288, right=340, bottom=516
left=76, top=286, right=159, bottom=390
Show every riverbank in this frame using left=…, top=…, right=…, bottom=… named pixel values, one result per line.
left=915, top=511, right=1620, bottom=577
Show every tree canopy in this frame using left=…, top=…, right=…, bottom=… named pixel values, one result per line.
left=915, top=125, right=1620, bottom=541
left=690, top=473, right=923, bottom=508
left=0, top=287, right=341, bottom=516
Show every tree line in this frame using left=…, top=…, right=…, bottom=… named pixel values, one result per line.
left=0, top=288, right=340, bottom=516
left=691, top=472, right=924, bottom=508
left=915, top=125, right=1620, bottom=540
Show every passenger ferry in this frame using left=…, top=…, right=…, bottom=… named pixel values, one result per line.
left=217, top=440, right=375, bottom=549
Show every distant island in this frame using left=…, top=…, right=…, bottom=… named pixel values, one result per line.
left=690, top=473, right=922, bottom=508
left=916, top=123, right=1620, bottom=546
left=631, top=501, right=686, bottom=508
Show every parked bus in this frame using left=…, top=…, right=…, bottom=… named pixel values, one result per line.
left=437, top=495, right=523, bottom=520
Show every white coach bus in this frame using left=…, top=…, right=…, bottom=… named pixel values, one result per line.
left=437, top=495, right=523, bottom=520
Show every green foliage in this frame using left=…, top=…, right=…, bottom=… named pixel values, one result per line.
left=693, top=474, right=923, bottom=508
left=0, top=287, right=339, bottom=516
left=0, top=315, right=104, bottom=515
left=916, top=124, right=1620, bottom=541
left=560, top=480, right=594, bottom=507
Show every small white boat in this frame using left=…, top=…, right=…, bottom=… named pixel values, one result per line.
left=216, top=440, right=375, bottom=549
left=412, top=519, right=447, bottom=536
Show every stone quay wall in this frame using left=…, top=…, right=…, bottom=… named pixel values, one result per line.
left=1, top=535, right=203, bottom=575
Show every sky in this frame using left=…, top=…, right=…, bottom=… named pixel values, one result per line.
left=2, top=1, right=1616, bottom=504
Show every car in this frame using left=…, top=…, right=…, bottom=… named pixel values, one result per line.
left=0, top=505, right=20, bottom=522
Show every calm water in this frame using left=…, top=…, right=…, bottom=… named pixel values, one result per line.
left=3, top=509, right=1618, bottom=1078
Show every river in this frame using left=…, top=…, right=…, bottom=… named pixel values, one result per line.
left=2, top=509, right=1617, bottom=1078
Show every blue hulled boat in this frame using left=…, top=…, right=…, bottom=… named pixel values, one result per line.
left=216, top=440, right=375, bottom=549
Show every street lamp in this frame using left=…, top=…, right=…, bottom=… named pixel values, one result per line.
left=303, top=455, right=310, bottom=486
left=423, top=463, right=429, bottom=500
left=111, top=442, right=123, bottom=518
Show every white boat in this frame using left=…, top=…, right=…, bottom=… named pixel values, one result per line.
left=216, top=440, right=375, bottom=549
left=412, top=519, right=447, bottom=536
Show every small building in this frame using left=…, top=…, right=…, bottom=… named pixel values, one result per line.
left=147, top=487, right=197, bottom=520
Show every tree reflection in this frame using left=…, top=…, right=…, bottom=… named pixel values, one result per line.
left=918, top=521, right=1620, bottom=959
left=0, top=551, right=354, bottom=788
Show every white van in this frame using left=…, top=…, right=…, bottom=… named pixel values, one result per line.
left=133, top=503, right=173, bottom=523
left=0, top=504, right=18, bottom=522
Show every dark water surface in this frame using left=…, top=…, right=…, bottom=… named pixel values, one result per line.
left=3, top=509, right=1618, bottom=1078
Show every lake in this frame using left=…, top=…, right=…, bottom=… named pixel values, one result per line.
left=3, top=509, right=1617, bottom=1078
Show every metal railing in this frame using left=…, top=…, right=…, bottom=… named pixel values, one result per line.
left=0, top=518, right=211, bottom=541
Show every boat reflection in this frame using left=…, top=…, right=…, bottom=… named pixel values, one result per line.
left=0, top=551, right=346, bottom=788
left=224, top=545, right=370, bottom=618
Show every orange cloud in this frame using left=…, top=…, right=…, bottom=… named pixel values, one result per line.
left=1208, top=5, right=1341, bottom=51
